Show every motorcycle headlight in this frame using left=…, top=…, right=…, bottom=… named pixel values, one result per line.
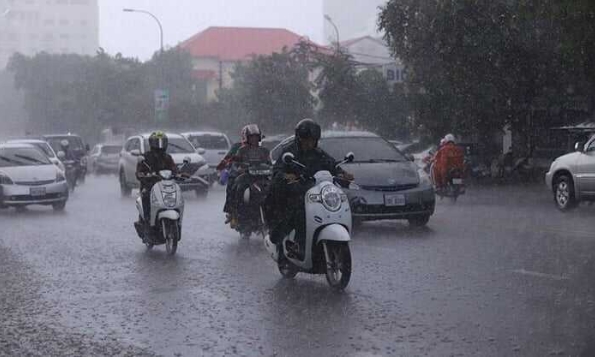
left=56, top=171, right=66, bottom=182
left=163, top=192, right=177, bottom=207
left=321, top=185, right=342, bottom=212
left=0, top=173, right=13, bottom=185
left=418, top=169, right=432, bottom=187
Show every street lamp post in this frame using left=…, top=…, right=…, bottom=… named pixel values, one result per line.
left=123, top=8, right=167, bottom=125
left=123, top=8, right=164, bottom=53
left=324, top=14, right=340, bottom=50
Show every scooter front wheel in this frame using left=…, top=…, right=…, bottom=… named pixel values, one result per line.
left=323, top=242, right=352, bottom=290
left=278, top=257, right=298, bottom=279
left=162, top=219, right=179, bottom=256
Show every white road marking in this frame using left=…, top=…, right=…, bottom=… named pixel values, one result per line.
left=512, top=269, right=570, bottom=281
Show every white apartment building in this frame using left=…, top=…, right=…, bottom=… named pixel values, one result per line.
left=323, top=0, right=387, bottom=45
left=0, top=0, right=99, bottom=69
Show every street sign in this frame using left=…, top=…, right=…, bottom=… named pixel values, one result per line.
left=154, top=89, right=169, bottom=122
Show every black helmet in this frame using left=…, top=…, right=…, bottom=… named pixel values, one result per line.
left=148, top=131, right=168, bottom=152
left=295, top=118, right=321, bottom=146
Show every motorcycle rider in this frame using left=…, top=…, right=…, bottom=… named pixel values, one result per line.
left=432, top=134, right=465, bottom=191
left=229, top=124, right=271, bottom=227
left=217, top=128, right=249, bottom=225
left=265, top=118, right=353, bottom=259
left=135, top=131, right=178, bottom=225
left=60, top=139, right=77, bottom=161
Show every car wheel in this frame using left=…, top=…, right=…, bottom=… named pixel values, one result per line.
left=120, top=171, right=132, bottom=197
left=554, top=175, right=577, bottom=211
left=408, top=214, right=430, bottom=227
left=52, top=201, right=66, bottom=211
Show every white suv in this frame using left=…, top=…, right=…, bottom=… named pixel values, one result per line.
left=545, top=136, right=595, bottom=210
left=118, top=133, right=210, bottom=198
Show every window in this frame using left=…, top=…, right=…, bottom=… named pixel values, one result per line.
left=59, top=34, right=69, bottom=40
left=125, top=138, right=140, bottom=152
left=59, top=19, right=69, bottom=26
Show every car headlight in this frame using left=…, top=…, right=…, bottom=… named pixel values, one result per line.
left=418, top=169, right=432, bottom=187
left=56, top=172, right=66, bottom=182
left=321, top=185, right=342, bottom=212
left=163, top=192, right=177, bottom=207
left=0, top=173, right=13, bottom=185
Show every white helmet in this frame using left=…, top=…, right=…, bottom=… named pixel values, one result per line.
left=440, top=138, right=447, bottom=146
left=444, top=134, right=456, bottom=144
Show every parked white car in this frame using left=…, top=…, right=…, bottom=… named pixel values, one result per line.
left=89, top=143, right=122, bottom=174
left=118, top=133, right=210, bottom=198
left=6, top=139, right=65, bottom=173
left=0, top=143, right=69, bottom=210
left=545, top=136, right=595, bottom=210
left=182, top=131, right=231, bottom=171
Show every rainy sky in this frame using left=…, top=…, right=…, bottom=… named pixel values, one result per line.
left=99, top=0, right=324, bottom=60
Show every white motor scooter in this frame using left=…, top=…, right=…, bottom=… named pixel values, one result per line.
left=264, top=152, right=355, bottom=290
left=134, top=160, right=188, bottom=255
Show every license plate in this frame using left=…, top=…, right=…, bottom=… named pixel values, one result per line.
left=385, top=194, right=406, bottom=207
left=30, top=187, right=46, bottom=197
left=452, top=178, right=463, bottom=185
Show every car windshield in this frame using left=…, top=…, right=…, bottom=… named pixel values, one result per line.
left=144, top=137, right=195, bottom=154
left=10, top=142, right=55, bottom=158
left=0, top=147, right=52, bottom=167
left=47, top=137, right=84, bottom=152
left=101, top=145, right=121, bottom=155
left=187, top=135, right=229, bottom=150
left=320, top=137, right=407, bottom=163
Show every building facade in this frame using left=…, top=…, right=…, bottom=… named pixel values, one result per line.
left=0, top=0, right=99, bottom=69
left=179, top=26, right=318, bottom=102
left=323, top=0, right=386, bottom=45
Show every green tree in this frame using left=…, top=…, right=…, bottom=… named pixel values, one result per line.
left=219, top=44, right=316, bottom=134
left=379, top=0, right=572, bottom=151
left=314, top=49, right=362, bottom=127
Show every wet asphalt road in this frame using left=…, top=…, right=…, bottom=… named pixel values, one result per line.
left=1, top=176, right=595, bottom=357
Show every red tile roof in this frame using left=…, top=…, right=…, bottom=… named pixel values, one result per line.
left=179, top=26, right=319, bottom=61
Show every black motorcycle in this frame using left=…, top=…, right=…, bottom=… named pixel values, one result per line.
left=63, top=159, right=78, bottom=192
left=232, top=162, right=272, bottom=239
left=435, top=168, right=466, bottom=202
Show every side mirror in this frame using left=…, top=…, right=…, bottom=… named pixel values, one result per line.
left=345, top=152, right=355, bottom=163
left=183, top=157, right=191, bottom=165
left=575, top=142, right=585, bottom=153
left=197, top=148, right=206, bottom=155
left=57, top=151, right=65, bottom=159
left=282, top=152, right=295, bottom=164
left=130, top=149, right=141, bottom=157
left=406, top=154, right=415, bottom=162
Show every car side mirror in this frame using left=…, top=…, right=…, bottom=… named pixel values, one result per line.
left=282, top=152, right=295, bottom=164
left=130, top=149, right=141, bottom=157
left=57, top=151, right=65, bottom=159
left=197, top=148, right=206, bottom=155
left=345, top=152, right=355, bottom=163
left=575, top=142, right=585, bottom=153
left=183, top=157, right=191, bottom=165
